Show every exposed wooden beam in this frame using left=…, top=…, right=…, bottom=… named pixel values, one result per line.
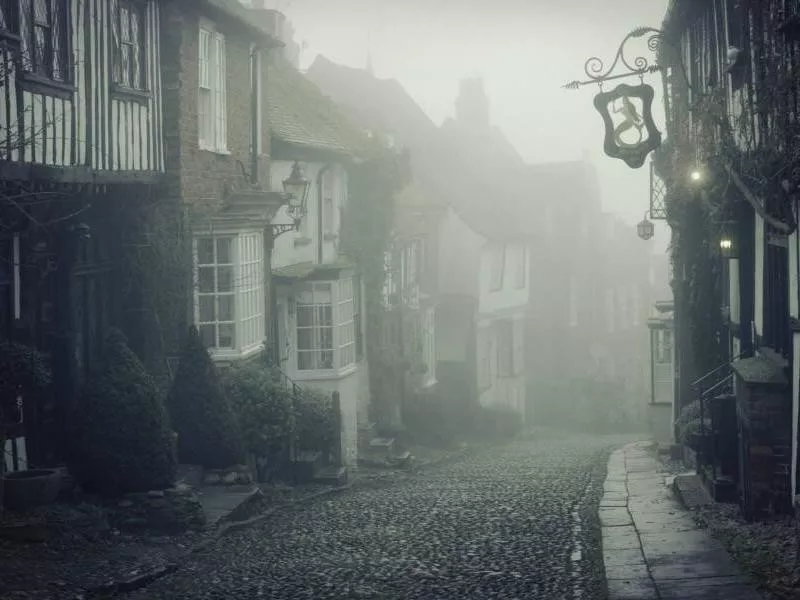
left=0, top=161, right=164, bottom=185
left=724, top=163, right=793, bottom=234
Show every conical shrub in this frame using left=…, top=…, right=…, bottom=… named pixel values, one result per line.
left=167, top=326, right=244, bottom=468
left=70, top=329, right=176, bottom=495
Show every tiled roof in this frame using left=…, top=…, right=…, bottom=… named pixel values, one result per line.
left=201, top=0, right=282, bottom=45
left=306, top=56, right=529, bottom=241
left=267, top=58, right=370, bottom=158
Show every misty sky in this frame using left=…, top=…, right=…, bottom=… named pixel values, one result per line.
left=266, top=0, right=671, bottom=250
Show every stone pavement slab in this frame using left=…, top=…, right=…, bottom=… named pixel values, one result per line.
left=601, top=442, right=763, bottom=600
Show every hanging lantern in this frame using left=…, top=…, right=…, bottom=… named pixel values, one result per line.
left=718, top=227, right=738, bottom=259
left=637, top=212, right=655, bottom=240
left=594, top=83, right=662, bottom=169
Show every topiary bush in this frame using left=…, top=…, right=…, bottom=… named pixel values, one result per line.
left=167, top=326, right=244, bottom=469
left=293, top=387, right=337, bottom=457
left=221, top=363, right=294, bottom=477
left=69, top=329, right=176, bottom=496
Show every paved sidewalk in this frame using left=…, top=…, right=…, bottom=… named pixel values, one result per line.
left=601, top=442, right=763, bottom=600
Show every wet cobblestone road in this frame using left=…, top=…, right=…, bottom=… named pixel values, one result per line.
left=126, top=432, right=631, bottom=600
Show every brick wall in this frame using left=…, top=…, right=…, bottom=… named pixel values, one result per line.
left=160, top=0, right=271, bottom=216
left=736, top=378, right=793, bottom=519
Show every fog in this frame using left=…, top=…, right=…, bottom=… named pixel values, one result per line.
left=265, top=0, right=671, bottom=250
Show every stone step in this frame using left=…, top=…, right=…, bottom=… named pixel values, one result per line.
left=314, top=466, right=348, bottom=486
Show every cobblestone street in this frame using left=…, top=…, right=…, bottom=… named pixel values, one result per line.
left=125, top=433, right=632, bottom=600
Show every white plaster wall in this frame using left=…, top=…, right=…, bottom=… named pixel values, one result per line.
left=298, top=368, right=366, bottom=467
left=478, top=242, right=530, bottom=317
left=754, top=214, right=765, bottom=336
left=438, top=208, right=482, bottom=298
left=270, top=160, right=347, bottom=269
left=729, top=258, right=740, bottom=325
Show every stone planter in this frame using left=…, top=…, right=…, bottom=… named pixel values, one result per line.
left=3, top=469, right=62, bottom=511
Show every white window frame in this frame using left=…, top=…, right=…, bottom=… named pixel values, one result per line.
left=198, top=21, right=227, bottom=153
left=322, top=171, right=335, bottom=235
left=295, top=277, right=358, bottom=374
left=194, top=231, right=265, bottom=359
left=249, top=43, right=263, bottom=156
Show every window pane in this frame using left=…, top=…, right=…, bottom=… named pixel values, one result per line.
left=320, top=305, right=332, bottom=326
left=33, top=0, right=48, bottom=24
left=218, top=323, right=235, bottom=348
left=33, top=26, right=48, bottom=75
left=217, top=266, right=233, bottom=292
left=198, top=267, right=214, bottom=293
left=216, top=238, right=232, bottom=263
left=298, top=351, right=313, bottom=370
left=197, top=239, right=214, bottom=265
left=297, top=328, right=313, bottom=350
left=120, top=6, right=130, bottom=41
left=52, top=1, right=65, bottom=81
left=218, top=294, right=234, bottom=321
left=297, top=306, right=313, bottom=327
left=198, top=295, right=215, bottom=322
left=320, top=351, right=334, bottom=369
left=120, top=45, right=131, bottom=87
left=199, top=324, right=216, bottom=348
left=131, top=8, right=141, bottom=88
left=320, top=326, right=333, bottom=350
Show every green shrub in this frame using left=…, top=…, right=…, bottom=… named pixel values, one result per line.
left=167, top=326, right=244, bottom=468
left=69, top=329, right=176, bottom=495
left=293, top=387, right=337, bottom=456
left=221, top=363, right=294, bottom=472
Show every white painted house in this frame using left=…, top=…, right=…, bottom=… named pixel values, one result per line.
left=436, top=202, right=530, bottom=421
left=266, top=57, right=369, bottom=466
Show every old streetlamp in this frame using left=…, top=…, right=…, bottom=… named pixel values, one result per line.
left=270, top=161, right=312, bottom=238
left=637, top=211, right=655, bottom=241
left=282, top=161, right=311, bottom=223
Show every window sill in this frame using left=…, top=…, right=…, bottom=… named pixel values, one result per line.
left=208, top=344, right=263, bottom=364
left=111, top=84, right=151, bottom=104
left=19, top=72, right=75, bottom=100
left=294, top=363, right=358, bottom=381
left=199, top=146, right=231, bottom=156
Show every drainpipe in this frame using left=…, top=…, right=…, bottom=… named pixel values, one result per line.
left=316, top=164, right=332, bottom=264
left=250, top=45, right=261, bottom=187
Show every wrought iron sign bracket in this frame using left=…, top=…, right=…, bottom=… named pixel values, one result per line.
left=270, top=221, right=300, bottom=239
left=563, top=26, right=669, bottom=90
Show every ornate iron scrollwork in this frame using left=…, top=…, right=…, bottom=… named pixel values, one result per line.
left=564, top=27, right=664, bottom=90
left=594, top=83, right=662, bottom=169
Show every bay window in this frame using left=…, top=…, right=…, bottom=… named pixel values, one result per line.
left=199, top=22, right=227, bottom=152
left=195, top=232, right=264, bottom=357
left=296, top=277, right=359, bottom=372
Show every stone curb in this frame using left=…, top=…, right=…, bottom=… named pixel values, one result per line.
left=84, top=441, right=493, bottom=597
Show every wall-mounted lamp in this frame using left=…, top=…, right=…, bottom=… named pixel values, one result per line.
left=717, top=221, right=738, bottom=259
left=271, top=162, right=312, bottom=239
left=637, top=211, right=655, bottom=241
left=690, top=169, right=703, bottom=183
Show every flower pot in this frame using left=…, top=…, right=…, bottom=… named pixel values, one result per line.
left=3, top=469, right=62, bottom=511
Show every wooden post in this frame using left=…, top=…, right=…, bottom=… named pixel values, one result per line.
left=332, top=391, right=343, bottom=468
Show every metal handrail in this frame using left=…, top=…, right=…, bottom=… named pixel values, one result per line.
left=691, top=352, right=745, bottom=390
left=700, top=373, right=734, bottom=399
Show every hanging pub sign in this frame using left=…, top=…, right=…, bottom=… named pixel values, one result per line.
left=593, top=83, right=662, bottom=169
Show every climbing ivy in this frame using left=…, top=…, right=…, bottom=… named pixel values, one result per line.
left=340, top=145, right=411, bottom=429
